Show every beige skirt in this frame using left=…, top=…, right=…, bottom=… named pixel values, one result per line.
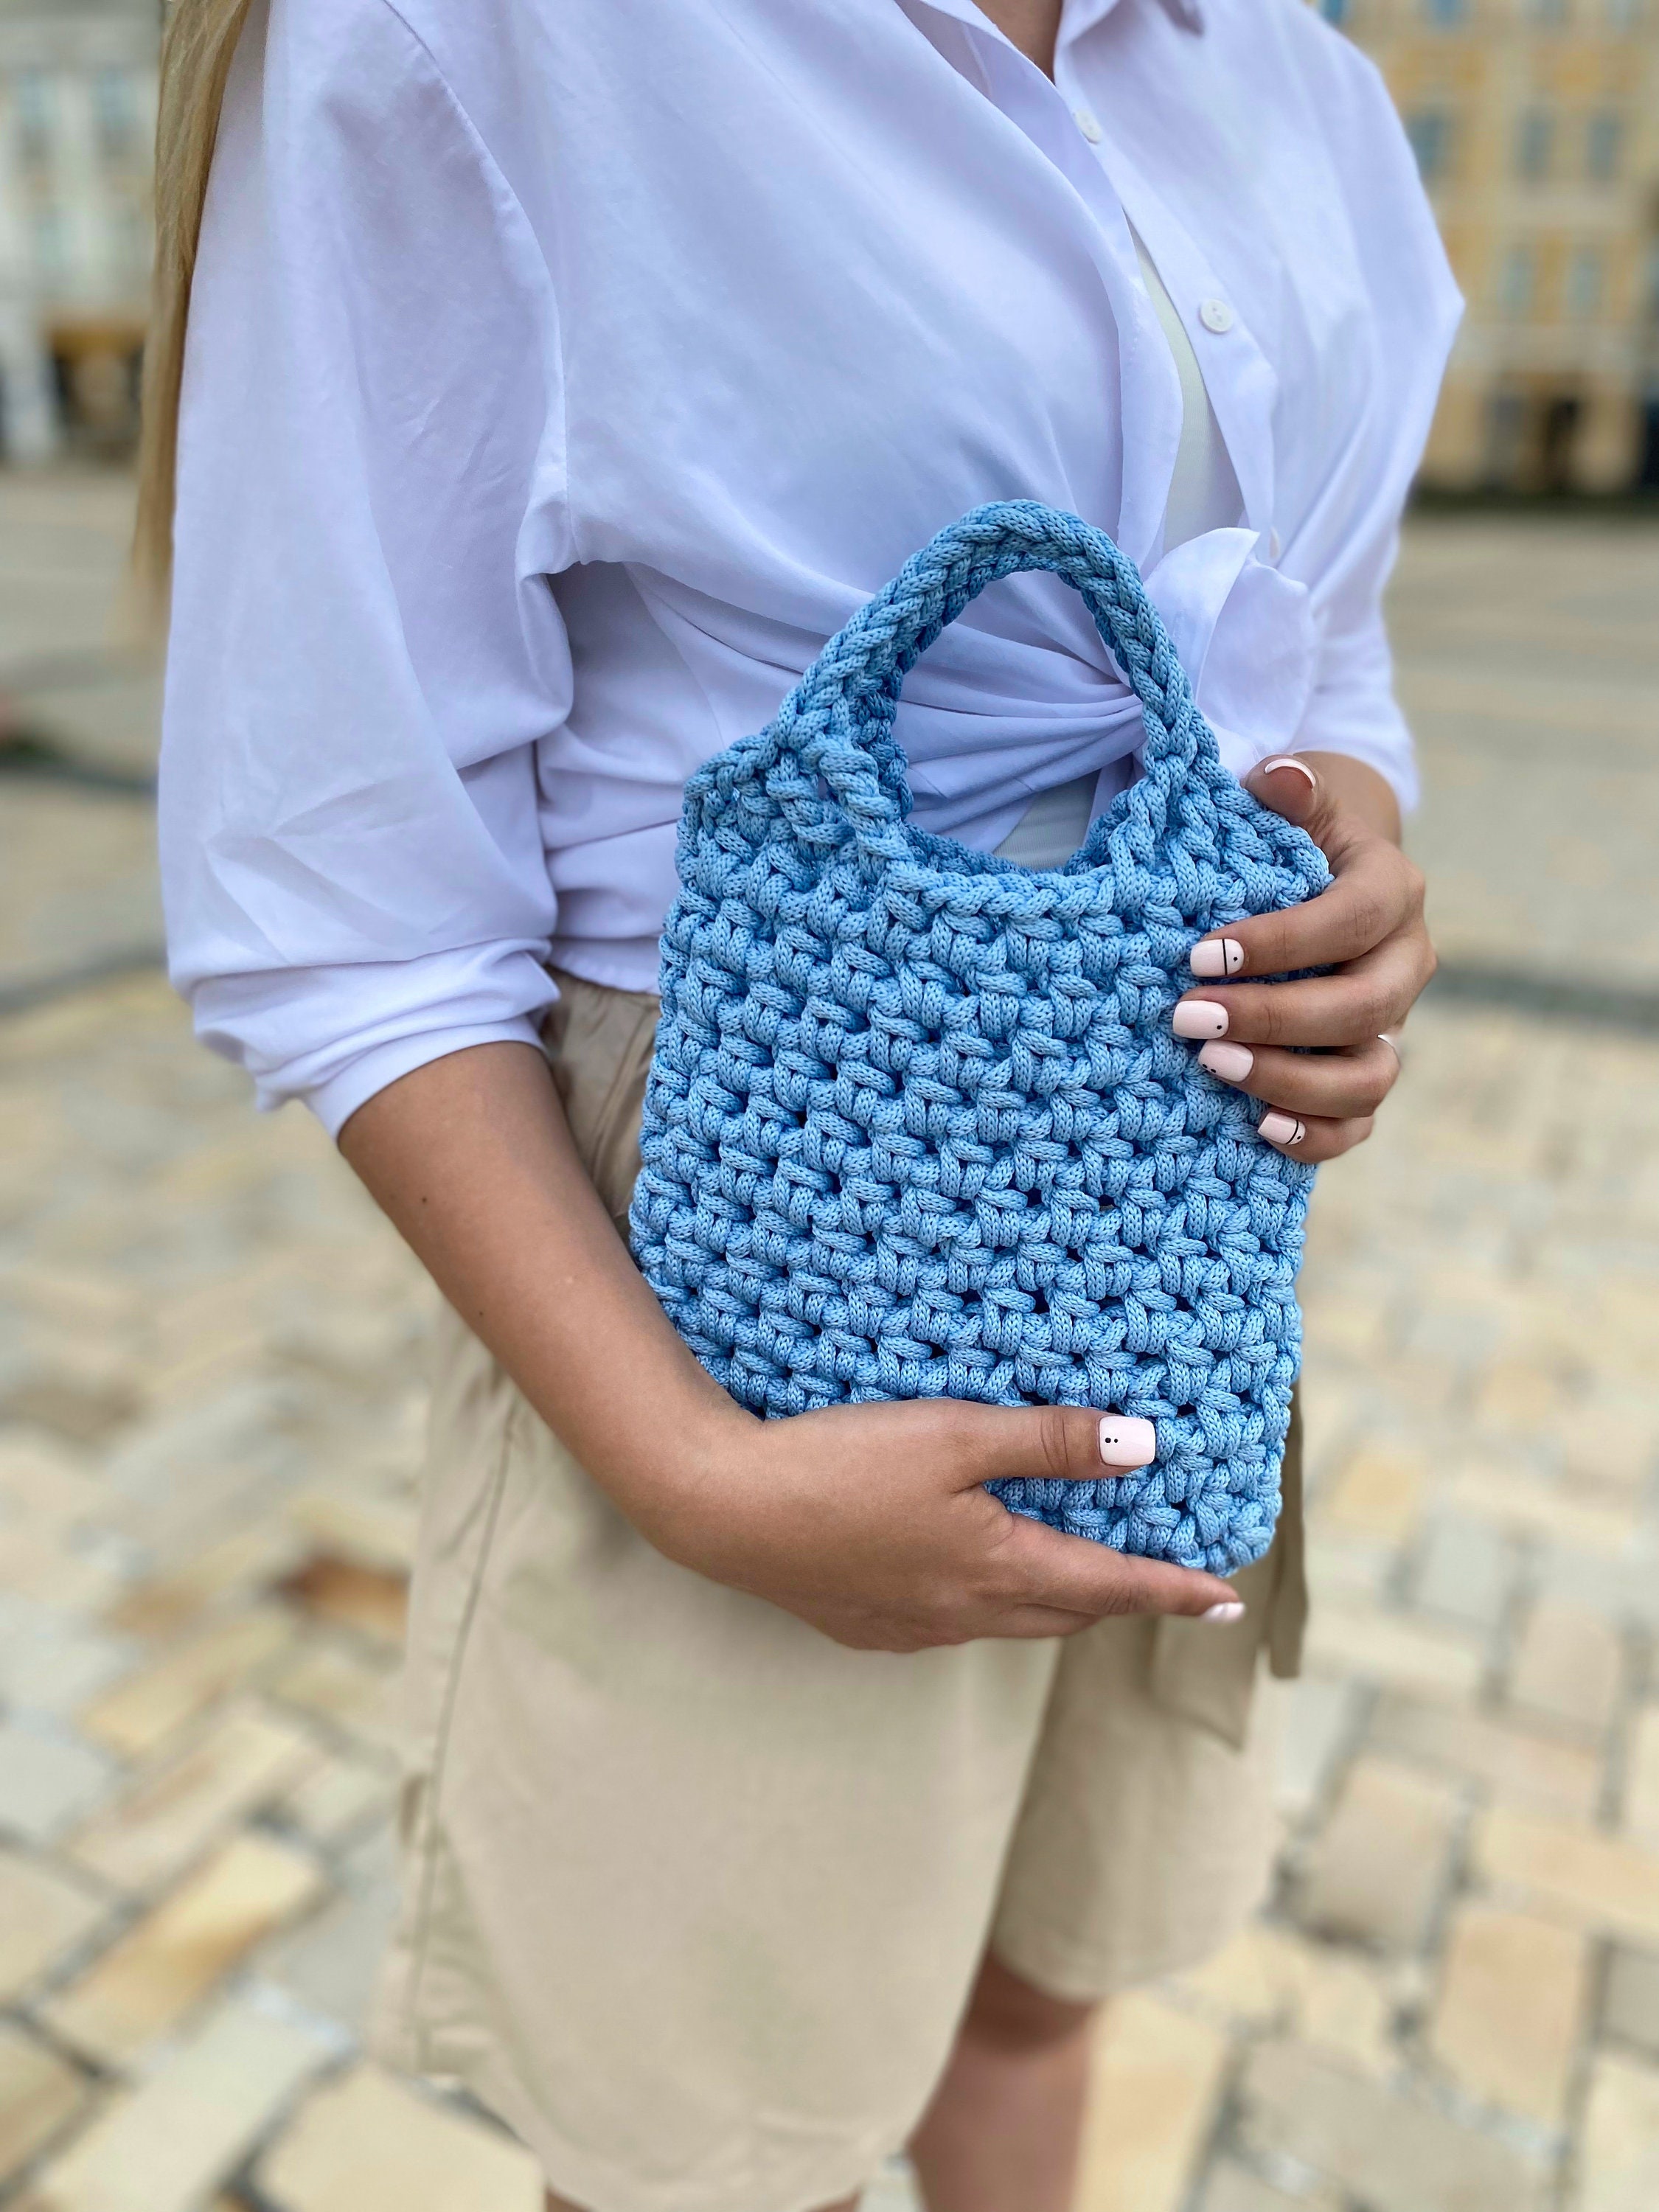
left=374, top=971, right=1307, bottom=2212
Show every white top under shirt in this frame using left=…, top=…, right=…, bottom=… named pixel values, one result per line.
left=161, top=0, right=1461, bottom=1134
left=995, top=232, right=1242, bottom=869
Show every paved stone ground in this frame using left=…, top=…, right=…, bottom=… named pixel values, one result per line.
left=1, top=470, right=1656, bottom=2211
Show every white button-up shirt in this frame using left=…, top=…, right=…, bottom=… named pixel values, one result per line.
left=162, top=0, right=1460, bottom=1134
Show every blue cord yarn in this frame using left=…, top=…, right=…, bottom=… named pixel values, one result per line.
left=630, top=504, right=1330, bottom=1572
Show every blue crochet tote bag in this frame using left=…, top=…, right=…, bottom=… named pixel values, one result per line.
left=630, top=502, right=1330, bottom=1573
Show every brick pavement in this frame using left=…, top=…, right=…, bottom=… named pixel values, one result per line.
left=1, top=476, right=1656, bottom=2210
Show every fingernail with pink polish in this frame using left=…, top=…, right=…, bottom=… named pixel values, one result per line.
left=1189, top=936, right=1245, bottom=980
left=1259, top=754, right=1318, bottom=789
left=1200, top=1600, right=1247, bottom=1624
left=1198, top=1042, right=1253, bottom=1084
left=1259, top=1111, right=1306, bottom=1147
left=1172, top=1001, right=1229, bottom=1041
left=1099, top=1416, right=1157, bottom=1470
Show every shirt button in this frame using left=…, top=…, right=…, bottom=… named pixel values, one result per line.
left=1198, top=297, right=1235, bottom=334
left=1072, top=107, right=1103, bottom=144
left=1268, top=528, right=1282, bottom=561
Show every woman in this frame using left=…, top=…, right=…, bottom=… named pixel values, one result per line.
left=147, top=0, right=1455, bottom=2205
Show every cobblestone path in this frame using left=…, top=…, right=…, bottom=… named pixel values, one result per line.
left=1, top=476, right=1656, bottom=2211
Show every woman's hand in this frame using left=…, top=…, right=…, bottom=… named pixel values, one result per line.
left=639, top=1396, right=1243, bottom=1653
left=341, top=1043, right=1243, bottom=1656
left=1175, top=751, right=1434, bottom=1164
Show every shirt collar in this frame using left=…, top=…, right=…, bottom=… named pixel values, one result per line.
left=1062, top=0, right=1205, bottom=38
left=908, top=0, right=1206, bottom=52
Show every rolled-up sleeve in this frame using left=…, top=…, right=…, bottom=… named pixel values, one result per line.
left=160, top=0, right=572, bottom=1135
left=1297, top=524, right=1419, bottom=813
left=1286, top=14, right=1462, bottom=817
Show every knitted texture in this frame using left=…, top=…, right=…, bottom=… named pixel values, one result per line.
left=630, top=504, right=1330, bottom=1572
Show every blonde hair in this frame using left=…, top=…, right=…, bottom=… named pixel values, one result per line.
left=134, top=0, right=257, bottom=599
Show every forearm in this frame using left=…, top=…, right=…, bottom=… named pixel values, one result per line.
left=337, top=1041, right=743, bottom=1532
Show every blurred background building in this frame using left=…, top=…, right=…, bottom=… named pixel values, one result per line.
left=1330, top=0, right=1659, bottom=493
left=0, top=0, right=156, bottom=465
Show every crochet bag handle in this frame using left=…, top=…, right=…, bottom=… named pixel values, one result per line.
left=755, top=501, right=1215, bottom=853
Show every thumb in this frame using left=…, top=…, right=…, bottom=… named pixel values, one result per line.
left=956, top=1407, right=1244, bottom=1618
left=956, top=1402, right=1160, bottom=1489
left=1244, top=752, right=1332, bottom=839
